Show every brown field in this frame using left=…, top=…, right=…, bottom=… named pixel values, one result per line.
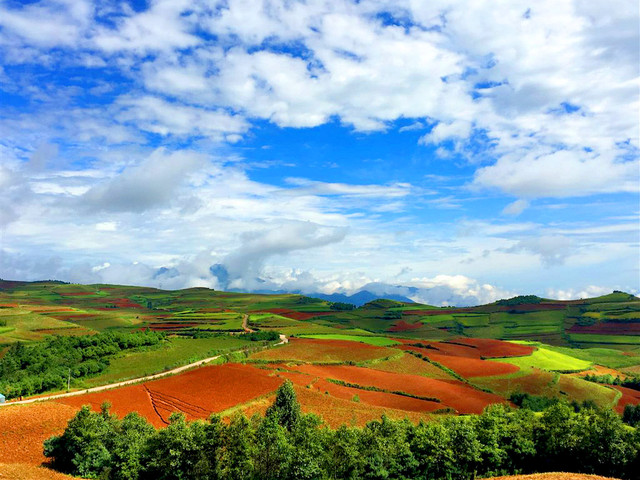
left=427, top=352, right=520, bottom=378
left=613, top=385, right=640, bottom=413
left=250, top=337, right=395, bottom=363
left=58, top=363, right=283, bottom=427
left=449, top=337, right=535, bottom=358
left=387, top=320, right=422, bottom=332
left=287, top=364, right=507, bottom=414
left=0, top=463, right=79, bottom=480
left=396, top=337, right=534, bottom=360
left=0, top=402, right=78, bottom=466
left=489, top=473, right=619, bottom=480
left=290, top=385, right=436, bottom=427
left=569, top=322, right=640, bottom=335
left=570, top=365, right=628, bottom=379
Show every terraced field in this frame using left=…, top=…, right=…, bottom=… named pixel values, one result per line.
left=1, top=281, right=639, bottom=477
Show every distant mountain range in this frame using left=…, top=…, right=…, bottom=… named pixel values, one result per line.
left=305, top=290, right=414, bottom=306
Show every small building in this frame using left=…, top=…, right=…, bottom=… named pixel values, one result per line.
left=0, top=394, right=5, bottom=404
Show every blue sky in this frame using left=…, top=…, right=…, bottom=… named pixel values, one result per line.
left=0, top=0, right=638, bottom=305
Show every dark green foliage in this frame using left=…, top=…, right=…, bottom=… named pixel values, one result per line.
left=245, top=330, right=280, bottom=342
left=329, top=302, right=356, bottom=311
left=584, top=373, right=640, bottom=391
left=623, top=404, right=640, bottom=426
left=496, top=295, right=544, bottom=306
left=44, top=388, right=640, bottom=480
left=0, top=331, right=164, bottom=399
left=266, top=380, right=301, bottom=431
left=43, top=403, right=118, bottom=478
left=510, top=392, right=559, bottom=411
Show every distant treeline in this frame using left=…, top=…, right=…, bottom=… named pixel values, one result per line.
left=496, top=295, right=544, bottom=306
left=45, top=381, right=639, bottom=480
left=583, top=373, right=640, bottom=391
left=0, top=331, right=164, bottom=399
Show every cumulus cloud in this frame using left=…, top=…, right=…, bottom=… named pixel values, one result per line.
left=507, top=235, right=577, bottom=267
left=81, top=148, right=207, bottom=212
left=547, top=285, right=638, bottom=301
left=213, top=222, right=348, bottom=290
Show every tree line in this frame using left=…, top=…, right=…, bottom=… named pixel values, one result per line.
left=44, top=381, right=639, bottom=480
left=0, top=331, right=164, bottom=399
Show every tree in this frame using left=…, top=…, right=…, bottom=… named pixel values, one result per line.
left=110, top=412, right=154, bottom=480
left=44, top=403, right=117, bottom=478
left=266, top=380, right=300, bottom=431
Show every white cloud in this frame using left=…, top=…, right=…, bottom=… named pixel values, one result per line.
left=506, top=235, right=577, bottom=267
left=502, top=199, right=529, bottom=216
left=81, top=148, right=208, bottom=212
left=547, top=285, right=637, bottom=301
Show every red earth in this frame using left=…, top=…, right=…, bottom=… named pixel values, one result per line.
left=612, top=385, right=640, bottom=413
left=286, top=364, right=508, bottom=414
left=569, top=322, right=640, bottom=335
left=58, top=363, right=283, bottom=427
left=426, top=352, right=520, bottom=378
left=388, top=320, right=422, bottom=332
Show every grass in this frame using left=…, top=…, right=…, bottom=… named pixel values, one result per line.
left=568, top=333, right=640, bottom=345
left=522, top=343, right=640, bottom=369
left=496, top=346, right=592, bottom=372
left=299, top=334, right=400, bottom=346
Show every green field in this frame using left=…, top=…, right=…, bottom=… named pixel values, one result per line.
left=497, top=346, right=592, bottom=372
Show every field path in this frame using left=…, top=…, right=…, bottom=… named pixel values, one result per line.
left=242, top=313, right=255, bottom=333
left=0, top=334, right=287, bottom=407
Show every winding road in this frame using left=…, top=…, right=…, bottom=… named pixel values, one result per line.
left=0, top=332, right=287, bottom=407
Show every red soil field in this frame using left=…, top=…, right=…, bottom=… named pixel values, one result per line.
left=0, top=303, right=19, bottom=307
left=290, top=384, right=435, bottom=428
left=0, top=402, right=78, bottom=466
left=259, top=308, right=333, bottom=321
left=111, top=298, right=143, bottom=308
left=0, top=463, right=79, bottom=480
left=569, top=321, right=640, bottom=335
left=310, top=378, right=443, bottom=413
left=388, top=320, right=422, bottom=332
left=288, top=364, right=507, bottom=414
left=613, top=385, right=640, bottom=413
left=489, top=474, right=618, bottom=480
left=58, top=363, right=283, bottom=427
left=251, top=337, right=394, bottom=363
left=448, top=337, right=535, bottom=358
left=426, top=352, right=520, bottom=378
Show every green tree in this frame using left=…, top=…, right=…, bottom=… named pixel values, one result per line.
left=142, top=413, right=210, bottom=480
left=44, top=403, right=117, bottom=478
left=110, top=412, right=154, bottom=480
left=266, top=380, right=300, bottom=431
left=218, top=414, right=255, bottom=480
